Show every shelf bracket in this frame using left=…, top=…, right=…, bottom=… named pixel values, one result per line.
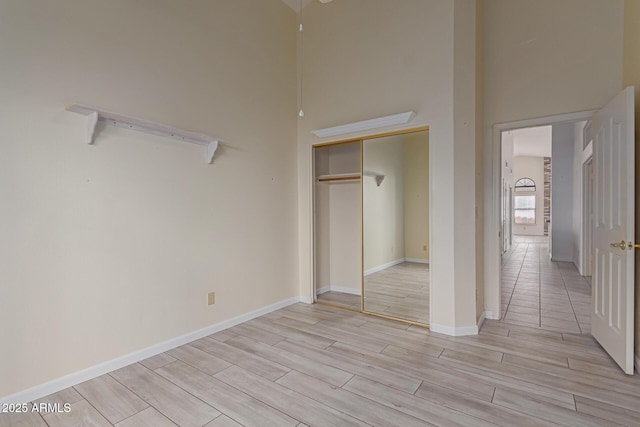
left=67, top=103, right=223, bottom=163
left=363, top=170, right=385, bottom=186
left=87, top=111, right=98, bottom=145
left=207, top=141, right=219, bottom=164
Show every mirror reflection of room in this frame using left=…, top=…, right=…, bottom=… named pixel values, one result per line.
left=363, top=130, right=429, bottom=324
left=314, top=141, right=362, bottom=310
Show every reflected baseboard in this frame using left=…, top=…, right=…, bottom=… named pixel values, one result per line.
left=405, top=258, right=429, bottom=264
left=364, top=258, right=429, bottom=276
left=316, top=285, right=362, bottom=296
left=364, top=258, right=405, bottom=276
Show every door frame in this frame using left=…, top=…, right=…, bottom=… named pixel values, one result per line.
left=311, top=126, right=432, bottom=327
left=581, top=142, right=594, bottom=277
left=485, top=110, right=596, bottom=320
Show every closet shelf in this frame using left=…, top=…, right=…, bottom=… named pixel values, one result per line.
left=66, top=103, right=221, bottom=164
left=317, top=173, right=361, bottom=183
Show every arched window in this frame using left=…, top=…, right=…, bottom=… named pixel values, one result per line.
left=514, top=178, right=536, bottom=224
left=514, top=177, right=536, bottom=192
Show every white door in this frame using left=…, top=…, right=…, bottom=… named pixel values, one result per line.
left=592, top=86, right=635, bottom=374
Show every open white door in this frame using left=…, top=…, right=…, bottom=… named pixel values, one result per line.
left=592, top=86, right=635, bottom=374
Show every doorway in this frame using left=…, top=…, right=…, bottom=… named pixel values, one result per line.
left=499, top=123, right=592, bottom=332
left=485, top=112, right=593, bottom=331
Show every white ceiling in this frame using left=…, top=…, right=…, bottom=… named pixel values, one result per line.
left=510, top=125, right=552, bottom=158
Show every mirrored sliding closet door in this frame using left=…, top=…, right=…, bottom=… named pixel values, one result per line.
left=362, top=130, right=430, bottom=324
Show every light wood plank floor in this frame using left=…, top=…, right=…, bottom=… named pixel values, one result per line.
left=317, top=262, right=430, bottom=323
left=3, top=302, right=639, bottom=426
left=502, top=236, right=591, bottom=334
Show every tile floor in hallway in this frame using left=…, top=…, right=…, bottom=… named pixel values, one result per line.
left=502, top=236, right=592, bottom=334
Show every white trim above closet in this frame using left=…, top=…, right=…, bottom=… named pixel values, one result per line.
left=310, top=111, right=416, bottom=138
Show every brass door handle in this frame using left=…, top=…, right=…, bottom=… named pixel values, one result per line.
left=628, top=241, right=640, bottom=250
left=611, top=240, right=627, bottom=249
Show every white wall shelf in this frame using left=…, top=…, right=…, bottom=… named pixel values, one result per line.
left=66, top=104, right=221, bottom=164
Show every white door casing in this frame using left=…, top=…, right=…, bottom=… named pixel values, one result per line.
left=591, top=86, right=635, bottom=375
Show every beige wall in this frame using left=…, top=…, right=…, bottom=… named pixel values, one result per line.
left=314, top=149, right=331, bottom=291
left=623, top=0, right=640, bottom=360
left=298, top=0, right=480, bottom=332
left=475, top=0, right=485, bottom=321
left=483, top=0, right=624, bottom=317
left=328, top=144, right=361, bottom=293
left=314, top=143, right=361, bottom=294
left=329, top=183, right=362, bottom=293
left=0, top=0, right=298, bottom=399
left=403, top=132, right=430, bottom=262
left=450, top=0, right=479, bottom=330
left=363, top=135, right=406, bottom=272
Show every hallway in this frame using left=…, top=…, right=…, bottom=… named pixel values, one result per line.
left=501, top=236, right=592, bottom=334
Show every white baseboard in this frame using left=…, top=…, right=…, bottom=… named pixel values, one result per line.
left=551, top=256, right=573, bottom=263
left=330, top=285, right=361, bottom=295
left=316, top=286, right=331, bottom=295
left=364, top=258, right=406, bottom=276
left=299, top=296, right=313, bottom=304
left=405, top=258, right=429, bottom=264
left=0, top=296, right=301, bottom=405
left=484, top=311, right=499, bottom=320
left=430, top=322, right=478, bottom=336
left=477, top=311, right=486, bottom=331
left=316, top=285, right=361, bottom=296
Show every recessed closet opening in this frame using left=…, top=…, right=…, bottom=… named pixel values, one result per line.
left=312, top=127, right=430, bottom=326
left=313, top=140, right=362, bottom=311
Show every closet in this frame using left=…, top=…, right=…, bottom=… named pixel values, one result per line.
left=313, top=141, right=362, bottom=310
left=312, top=127, right=430, bottom=326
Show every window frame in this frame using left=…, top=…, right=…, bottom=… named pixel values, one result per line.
left=513, top=178, right=536, bottom=225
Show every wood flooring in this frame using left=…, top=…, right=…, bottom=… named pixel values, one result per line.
left=316, top=262, right=429, bottom=324
left=316, top=291, right=361, bottom=309
left=3, top=302, right=640, bottom=426
left=364, top=262, right=429, bottom=324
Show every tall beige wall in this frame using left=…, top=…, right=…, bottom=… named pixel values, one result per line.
left=328, top=144, right=361, bottom=293
left=363, top=135, right=406, bottom=272
left=0, top=0, right=298, bottom=399
left=623, top=0, right=640, bottom=361
left=475, top=0, right=485, bottom=322
left=403, top=132, right=430, bottom=262
left=450, top=0, right=479, bottom=330
left=297, top=0, right=480, bottom=331
left=483, top=0, right=624, bottom=317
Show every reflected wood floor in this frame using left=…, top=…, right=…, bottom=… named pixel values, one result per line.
left=3, top=303, right=640, bottom=426
left=364, top=261, right=429, bottom=324
left=316, top=291, right=361, bottom=309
